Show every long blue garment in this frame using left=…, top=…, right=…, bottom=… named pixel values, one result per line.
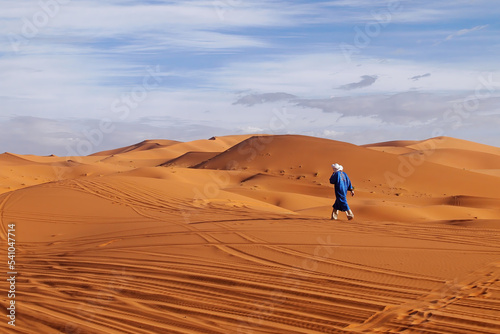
left=329, top=171, right=353, bottom=211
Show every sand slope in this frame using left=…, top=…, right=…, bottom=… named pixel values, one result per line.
left=90, top=139, right=181, bottom=156
left=1, top=134, right=499, bottom=333
left=365, top=136, right=500, bottom=177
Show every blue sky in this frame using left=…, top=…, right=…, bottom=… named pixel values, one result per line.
left=1, top=0, right=499, bottom=155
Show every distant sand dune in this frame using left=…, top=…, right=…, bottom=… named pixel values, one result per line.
left=365, top=136, right=500, bottom=176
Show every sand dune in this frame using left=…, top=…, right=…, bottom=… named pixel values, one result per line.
left=1, top=134, right=499, bottom=333
left=90, top=135, right=254, bottom=169
left=90, top=139, right=181, bottom=156
left=365, top=136, right=500, bottom=176
left=364, top=136, right=500, bottom=155
left=160, top=152, right=221, bottom=168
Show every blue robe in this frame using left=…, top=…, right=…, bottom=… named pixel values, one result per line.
left=329, top=171, right=353, bottom=211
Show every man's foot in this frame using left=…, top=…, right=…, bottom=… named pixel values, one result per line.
left=347, top=215, right=354, bottom=220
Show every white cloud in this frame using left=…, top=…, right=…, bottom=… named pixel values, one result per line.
left=239, top=126, right=265, bottom=134
left=1, top=0, right=311, bottom=60
left=1, top=48, right=497, bottom=126
left=322, top=129, right=344, bottom=138
left=1, top=1, right=301, bottom=37
left=211, top=53, right=494, bottom=96
left=445, top=25, right=488, bottom=41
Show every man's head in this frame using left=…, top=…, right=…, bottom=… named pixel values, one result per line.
left=332, top=163, right=343, bottom=172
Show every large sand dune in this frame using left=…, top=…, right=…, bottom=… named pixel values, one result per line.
left=1, top=135, right=499, bottom=333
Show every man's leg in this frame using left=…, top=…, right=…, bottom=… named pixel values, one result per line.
left=346, top=209, right=354, bottom=220
left=331, top=208, right=339, bottom=220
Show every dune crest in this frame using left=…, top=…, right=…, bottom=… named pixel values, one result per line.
left=365, top=136, right=500, bottom=176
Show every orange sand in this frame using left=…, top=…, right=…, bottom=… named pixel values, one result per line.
left=0, top=135, right=499, bottom=333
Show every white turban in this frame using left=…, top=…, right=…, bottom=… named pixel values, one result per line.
left=332, top=163, right=343, bottom=171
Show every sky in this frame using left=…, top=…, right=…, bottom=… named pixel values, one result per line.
left=1, top=0, right=500, bottom=155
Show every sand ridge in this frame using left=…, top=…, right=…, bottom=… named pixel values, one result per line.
left=365, top=136, right=500, bottom=177
left=1, top=134, right=499, bottom=333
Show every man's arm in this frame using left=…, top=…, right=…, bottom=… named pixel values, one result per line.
left=346, top=174, right=355, bottom=196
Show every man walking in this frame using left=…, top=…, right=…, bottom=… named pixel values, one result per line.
left=329, top=163, right=355, bottom=220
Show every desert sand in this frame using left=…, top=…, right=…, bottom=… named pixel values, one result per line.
left=0, top=134, right=499, bottom=333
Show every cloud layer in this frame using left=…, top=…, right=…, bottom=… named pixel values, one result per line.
left=338, top=75, right=378, bottom=90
